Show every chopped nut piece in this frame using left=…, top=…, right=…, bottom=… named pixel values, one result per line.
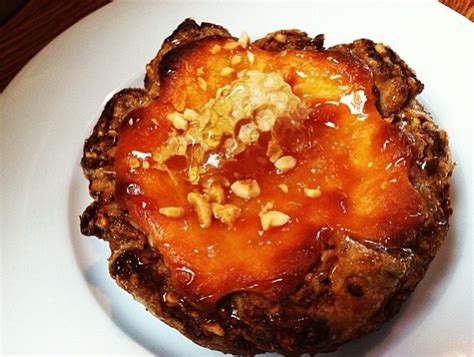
left=197, top=67, right=205, bottom=76
left=188, top=192, right=212, bottom=228
left=231, top=54, right=242, bottom=66
left=247, top=51, right=255, bottom=63
left=159, top=206, right=185, bottom=219
left=238, top=32, right=250, bottom=49
left=279, top=184, right=289, bottom=193
left=274, top=155, right=297, bottom=173
left=129, top=157, right=140, bottom=169
left=209, top=44, right=221, bottom=54
left=197, top=77, right=208, bottom=91
left=275, top=33, right=287, bottom=43
left=223, top=40, right=239, bottom=50
left=212, top=203, right=242, bottom=225
left=304, top=187, right=322, bottom=198
left=204, top=183, right=225, bottom=203
left=220, top=67, right=235, bottom=76
left=142, top=161, right=150, bottom=169
left=203, top=322, right=225, bottom=336
left=230, top=179, right=261, bottom=200
left=166, top=112, right=188, bottom=130
left=260, top=210, right=290, bottom=231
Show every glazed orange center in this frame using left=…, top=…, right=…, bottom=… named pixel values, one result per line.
left=115, top=38, right=422, bottom=308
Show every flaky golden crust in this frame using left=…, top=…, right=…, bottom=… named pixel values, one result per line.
left=80, top=19, right=453, bottom=355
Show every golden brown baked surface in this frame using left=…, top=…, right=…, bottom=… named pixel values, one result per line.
left=80, top=19, right=453, bottom=355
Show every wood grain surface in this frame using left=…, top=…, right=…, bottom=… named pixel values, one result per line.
left=0, top=0, right=110, bottom=91
left=0, top=0, right=472, bottom=92
left=440, top=0, right=474, bottom=19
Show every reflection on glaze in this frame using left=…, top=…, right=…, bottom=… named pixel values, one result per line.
left=113, top=37, right=423, bottom=309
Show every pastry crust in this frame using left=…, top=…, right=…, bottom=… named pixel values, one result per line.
left=80, top=19, right=453, bottom=355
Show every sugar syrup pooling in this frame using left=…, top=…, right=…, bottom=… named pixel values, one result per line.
left=114, top=35, right=423, bottom=309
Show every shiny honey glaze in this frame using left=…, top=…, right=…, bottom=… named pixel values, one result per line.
left=115, top=38, right=422, bottom=308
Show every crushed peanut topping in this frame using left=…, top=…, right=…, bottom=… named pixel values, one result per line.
left=220, top=67, right=235, bottom=76
left=204, top=182, right=225, bottom=204
left=159, top=206, right=185, bottom=219
left=188, top=192, right=212, bottom=228
left=231, top=54, right=242, bottom=66
left=212, top=203, right=242, bottom=225
left=247, top=51, right=255, bottom=64
left=231, top=179, right=261, bottom=200
left=183, top=108, right=199, bottom=121
left=209, top=44, right=221, bottom=54
left=304, top=187, right=322, bottom=198
left=274, top=155, right=297, bottom=173
left=148, top=53, right=313, bottom=231
left=238, top=32, right=250, bottom=49
left=279, top=184, right=289, bottom=193
left=155, top=70, right=308, bottom=184
left=260, top=210, right=290, bottom=231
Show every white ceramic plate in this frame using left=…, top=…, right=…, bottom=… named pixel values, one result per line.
left=1, top=1, right=472, bottom=355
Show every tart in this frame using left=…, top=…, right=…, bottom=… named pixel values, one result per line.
left=81, top=19, right=453, bottom=355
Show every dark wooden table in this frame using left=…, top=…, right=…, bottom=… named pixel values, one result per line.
left=0, top=0, right=472, bottom=92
